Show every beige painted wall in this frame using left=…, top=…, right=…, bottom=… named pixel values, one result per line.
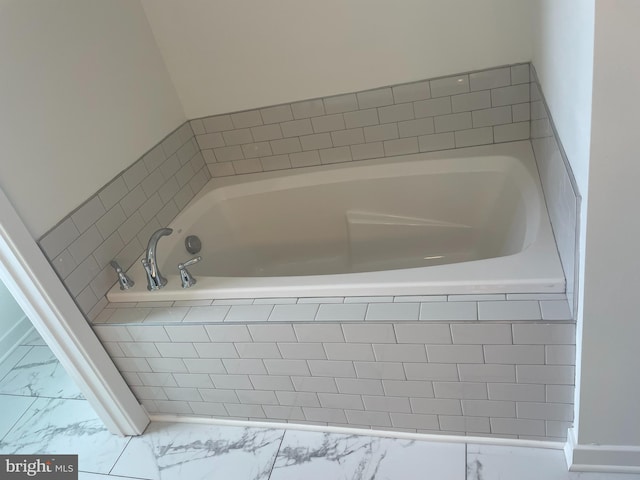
left=533, top=0, right=640, bottom=450
left=578, top=0, right=640, bottom=447
left=530, top=0, right=595, bottom=443
left=142, top=0, right=533, bottom=118
left=532, top=0, right=594, bottom=198
left=0, top=0, right=185, bottom=238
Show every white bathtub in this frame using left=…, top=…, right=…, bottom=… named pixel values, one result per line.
left=107, top=141, right=565, bottom=302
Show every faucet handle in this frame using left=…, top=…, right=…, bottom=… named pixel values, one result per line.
left=178, top=256, right=201, bottom=288
left=179, top=256, right=202, bottom=270
left=110, top=260, right=135, bottom=290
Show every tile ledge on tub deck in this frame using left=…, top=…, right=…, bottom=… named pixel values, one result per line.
left=92, top=298, right=574, bottom=325
left=103, top=292, right=567, bottom=309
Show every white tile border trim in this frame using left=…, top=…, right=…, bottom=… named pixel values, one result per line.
left=150, top=413, right=564, bottom=450
left=564, top=427, right=640, bottom=473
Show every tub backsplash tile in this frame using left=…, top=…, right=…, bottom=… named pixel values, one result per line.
left=193, top=63, right=531, bottom=178
left=529, top=66, right=581, bottom=317
left=39, top=122, right=211, bottom=318
left=38, top=61, right=578, bottom=332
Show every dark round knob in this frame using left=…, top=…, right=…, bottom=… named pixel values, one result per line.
left=185, top=235, right=202, bottom=254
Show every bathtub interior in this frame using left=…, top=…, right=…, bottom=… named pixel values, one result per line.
left=161, top=163, right=532, bottom=278
left=107, top=141, right=564, bottom=302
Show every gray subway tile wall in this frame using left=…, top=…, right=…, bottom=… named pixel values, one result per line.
left=39, top=122, right=211, bottom=317
left=93, top=293, right=575, bottom=441
left=193, top=63, right=532, bottom=178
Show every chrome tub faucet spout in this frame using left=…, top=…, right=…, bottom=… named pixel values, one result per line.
left=141, top=227, right=173, bottom=290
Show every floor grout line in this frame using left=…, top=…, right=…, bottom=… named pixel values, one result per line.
left=108, top=435, right=134, bottom=476
left=267, top=428, right=288, bottom=480
left=78, top=469, right=148, bottom=479
left=465, top=442, right=468, bottom=480
left=0, top=395, right=37, bottom=444
left=0, top=346, right=33, bottom=384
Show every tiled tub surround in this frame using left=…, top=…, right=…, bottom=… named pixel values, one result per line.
left=193, top=64, right=532, bottom=178
left=38, top=122, right=211, bottom=318
left=529, top=66, right=581, bottom=316
left=35, top=63, right=533, bottom=320
left=92, top=293, right=575, bottom=441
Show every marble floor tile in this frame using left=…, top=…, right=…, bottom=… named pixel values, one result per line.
left=270, top=430, right=466, bottom=480
left=0, top=346, right=83, bottom=399
left=0, top=397, right=130, bottom=474
left=467, top=444, right=640, bottom=480
left=79, top=473, right=147, bottom=480
left=0, top=394, right=36, bottom=441
left=0, top=346, right=31, bottom=382
left=111, top=422, right=285, bottom=480
left=20, top=328, right=47, bottom=346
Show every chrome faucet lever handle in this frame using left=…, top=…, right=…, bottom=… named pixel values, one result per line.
left=110, top=260, right=135, bottom=290
left=178, top=256, right=201, bottom=289
left=179, top=256, right=202, bottom=269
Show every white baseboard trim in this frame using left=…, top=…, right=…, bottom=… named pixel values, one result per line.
left=0, top=316, right=32, bottom=365
left=564, top=427, right=640, bottom=473
left=149, top=413, right=564, bottom=451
